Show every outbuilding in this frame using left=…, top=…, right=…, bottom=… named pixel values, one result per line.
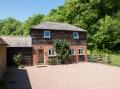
left=1, top=36, right=32, bottom=66
left=0, top=37, right=7, bottom=79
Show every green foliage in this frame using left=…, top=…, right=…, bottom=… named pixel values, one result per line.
left=110, top=51, right=120, bottom=67
left=13, top=53, right=22, bottom=66
left=54, top=39, right=70, bottom=64
left=0, top=0, right=120, bottom=51
left=0, top=14, right=44, bottom=36
left=89, top=49, right=111, bottom=64
left=92, top=16, right=120, bottom=50
left=0, top=17, right=22, bottom=35
left=42, top=6, right=66, bottom=22
left=21, top=14, right=44, bottom=35
left=48, top=58, right=58, bottom=65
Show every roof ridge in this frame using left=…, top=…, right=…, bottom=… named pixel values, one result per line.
left=0, top=36, right=30, bottom=37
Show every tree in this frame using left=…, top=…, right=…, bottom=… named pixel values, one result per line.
left=42, top=6, right=67, bottom=22
left=92, top=16, right=120, bottom=50
left=54, top=39, right=70, bottom=64
left=20, top=14, right=44, bottom=35
left=0, top=17, right=22, bottom=35
left=0, top=0, right=120, bottom=51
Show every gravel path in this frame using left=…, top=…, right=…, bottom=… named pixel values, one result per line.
left=4, top=63, right=120, bottom=89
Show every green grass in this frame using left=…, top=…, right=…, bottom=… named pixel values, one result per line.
left=110, top=52, right=120, bottom=67
left=0, top=80, right=5, bottom=89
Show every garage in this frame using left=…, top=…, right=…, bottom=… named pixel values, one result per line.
left=1, top=36, right=32, bottom=66
left=7, top=47, right=32, bottom=66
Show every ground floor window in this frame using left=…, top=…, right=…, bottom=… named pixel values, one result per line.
left=78, top=55, right=85, bottom=61
left=70, top=49, right=75, bottom=55
left=78, top=48, right=83, bottom=55
left=48, top=48, right=56, bottom=56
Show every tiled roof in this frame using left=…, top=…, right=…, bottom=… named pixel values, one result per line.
left=31, top=22, right=86, bottom=32
left=0, top=37, right=7, bottom=45
left=0, top=36, right=32, bottom=47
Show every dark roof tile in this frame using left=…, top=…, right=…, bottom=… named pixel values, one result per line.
left=0, top=37, right=7, bottom=45
left=31, top=22, right=86, bottom=32
left=1, top=36, right=31, bottom=47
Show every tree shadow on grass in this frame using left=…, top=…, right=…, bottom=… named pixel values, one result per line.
left=3, top=67, right=32, bottom=89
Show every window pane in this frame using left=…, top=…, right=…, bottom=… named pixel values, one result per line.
left=52, top=50, right=54, bottom=55
left=70, top=49, right=74, bottom=55
left=45, top=32, right=49, bottom=36
left=44, top=31, right=50, bottom=38
left=49, top=50, right=51, bottom=55
left=72, top=49, right=74, bottom=54
left=79, top=48, right=83, bottom=54
left=74, top=33, right=77, bottom=37
left=73, top=32, right=79, bottom=39
left=49, top=49, right=56, bottom=56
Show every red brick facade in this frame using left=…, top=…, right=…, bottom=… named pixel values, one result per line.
left=32, top=44, right=87, bottom=65
left=31, top=22, right=87, bottom=65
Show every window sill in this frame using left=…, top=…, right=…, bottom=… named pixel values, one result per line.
left=71, top=54, right=75, bottom=56
left=78, top=54, right=84, bottom=55
left=44, top=37, right=50, bottom=39
left=73, top=38, right=79, bottom=39
left=48, top=55, right=56, bottom=57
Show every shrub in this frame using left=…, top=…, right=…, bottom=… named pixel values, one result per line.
left=48, top=58, right=58, bottom=65
left=54, top=39, right=70, bottom=64
left=13, top=53, right=22, bottom=66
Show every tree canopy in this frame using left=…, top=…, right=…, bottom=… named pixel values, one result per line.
left=0, top=0, right=120, bottom=50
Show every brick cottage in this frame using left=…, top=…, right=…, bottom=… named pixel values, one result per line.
left=31, top=22, right=87, bottom=65
left=1, top=22, right=87, bottom=66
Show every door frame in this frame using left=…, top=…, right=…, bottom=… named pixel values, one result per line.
left=38, top=49, right=44, bottom=64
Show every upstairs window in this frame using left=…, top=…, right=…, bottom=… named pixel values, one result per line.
left=70, top=49, right=75, bottom=55
left=78, top=48, right=83, bottom=55
left=48, top=49, right=56, bottom=56
left=73, top=32, right=79, bottom=39
left=44, top=31, right=50, bottom=38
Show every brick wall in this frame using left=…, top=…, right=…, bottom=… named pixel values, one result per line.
left=0, top=46, right=6, bottom=79
left=32, top=44, right=87, bottom=65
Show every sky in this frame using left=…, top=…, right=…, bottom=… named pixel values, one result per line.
left=0, top=0, right=64, bottom=22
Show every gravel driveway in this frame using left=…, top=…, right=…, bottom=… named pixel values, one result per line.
left=4, top=63, right=120, bottom=89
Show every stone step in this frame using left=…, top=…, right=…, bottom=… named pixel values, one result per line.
left=36, top=64, right=47, bottom=68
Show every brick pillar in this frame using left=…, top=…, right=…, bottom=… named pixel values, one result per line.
left=32, top=48, right=38, bottom=65
left=84, top=46, right=88, bottom=62
left=74, top=54, right=78, bottom=63
left=44, top=49, right=48, bottom=65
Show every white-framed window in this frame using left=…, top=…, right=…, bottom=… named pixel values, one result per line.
left=78, top=48, right=83, bottom=55
left=73, top=32, right=79, bottom=39
left=70, top=49, right=75, bottom=55
left=48, top=48, right=56, bottom=56
left=44, top=31, right=50, bottom=38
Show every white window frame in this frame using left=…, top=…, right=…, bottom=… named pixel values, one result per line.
left=44, top=31, right=50, bottom=38
left=48, top=48, right=56, bottom=57
left=70, top=49, right=75, bottom=55
left=73, top=32, right=79, bottom=39
left=78, top=48, right=84, bottom=55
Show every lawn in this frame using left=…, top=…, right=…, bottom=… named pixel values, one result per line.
left=110, top=52, right=120, bottom=67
